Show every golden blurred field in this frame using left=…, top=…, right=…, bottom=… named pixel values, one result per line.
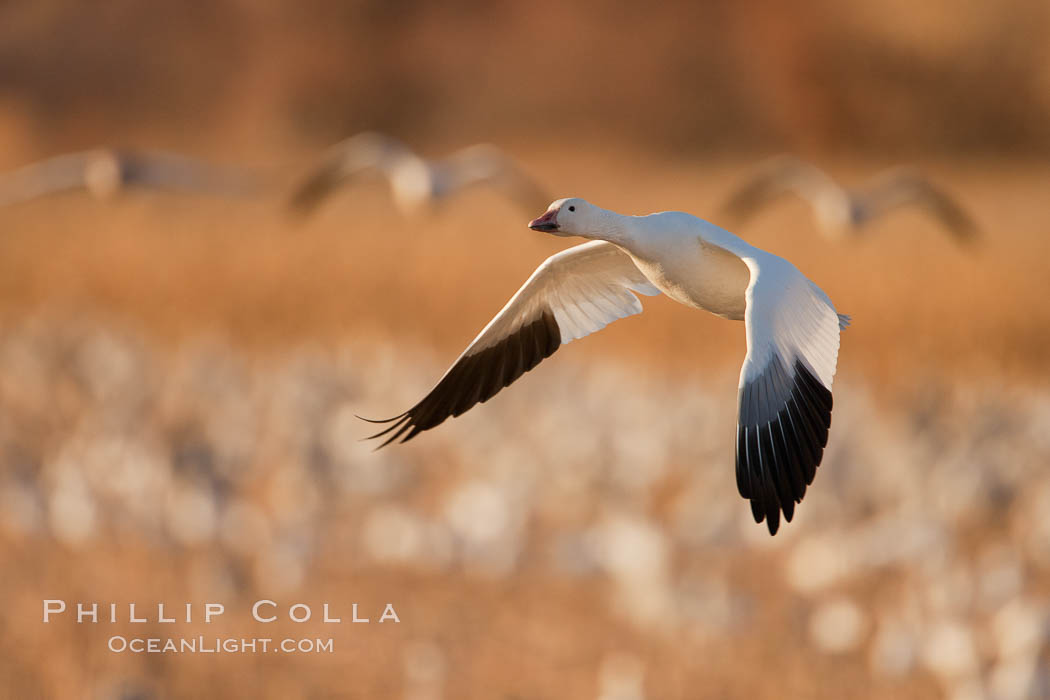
left=2, top=2, right=1050, bottom=699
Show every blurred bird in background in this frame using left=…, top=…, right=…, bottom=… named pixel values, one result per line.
left=719, top=155, right=979, bottom=244
left=0, top=148, right=263, bottom=207
left=288, top=131, right=550, bottom=218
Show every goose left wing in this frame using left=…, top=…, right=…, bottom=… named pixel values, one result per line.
left=716, top=243, right=848, bottom=534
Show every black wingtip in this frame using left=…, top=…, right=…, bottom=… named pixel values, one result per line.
left=355, top=412, right=408, bottom=424
left=373, top=417, right=414, bottom=449
left=738, top=358, right=834, bottom=537
left=360, top=413, right=413, bottom=445
left=766, top=515, right=780, bottom=536
left=750, top=498, right=764, bottom=523
left=357, top=308, right=564, bottom=451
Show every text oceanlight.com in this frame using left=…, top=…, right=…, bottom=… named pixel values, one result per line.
left=107, top=636, right=335, bottom=654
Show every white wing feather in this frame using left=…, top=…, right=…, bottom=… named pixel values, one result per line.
left=739, top=251, right=843, bottom=393
left=468, top=240, right=659, bottom=353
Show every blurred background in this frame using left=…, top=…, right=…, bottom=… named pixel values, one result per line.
left=0, top=1, right=1049, bottom=698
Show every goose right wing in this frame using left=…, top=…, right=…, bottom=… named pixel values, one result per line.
left=364, top=241, right=660, bottom=447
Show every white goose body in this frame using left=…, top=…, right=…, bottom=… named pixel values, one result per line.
left=611, top=212, right=751, bottom=319
left=366, top=198, right=848, bottom=535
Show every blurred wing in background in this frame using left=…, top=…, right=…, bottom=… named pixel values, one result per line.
left=364, top=241, right=661, bottom=447
left=287, top=131, right=422, bottom=214
left=719, top=155, right=845, bottom=224
left=432, top=144, right=551, bottom=215
left=854, top=167, right=979, bottom=244
left=729, top=249, right=847, bottom=535
left=117, top=150, right=265, bottom=197
left=0, top=149, right=119, bottom=206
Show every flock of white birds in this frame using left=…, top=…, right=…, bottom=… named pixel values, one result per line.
left=0, top=134, right=978, bottom=240
left=0, top=318, right=1044, bottom=700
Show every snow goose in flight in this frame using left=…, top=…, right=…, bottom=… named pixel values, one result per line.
left=365, top=198, right=850, bottom=535
left=720, top=155, right=978, bottom=244
left=288, top=132, right=550, bottom=217
left=0, top=148, right=261, bottom=207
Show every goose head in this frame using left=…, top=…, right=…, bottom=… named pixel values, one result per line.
left=528, top=197, right=595, bottom=237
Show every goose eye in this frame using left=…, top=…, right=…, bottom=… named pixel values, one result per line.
left=568, top=205, right=575, bottom=212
